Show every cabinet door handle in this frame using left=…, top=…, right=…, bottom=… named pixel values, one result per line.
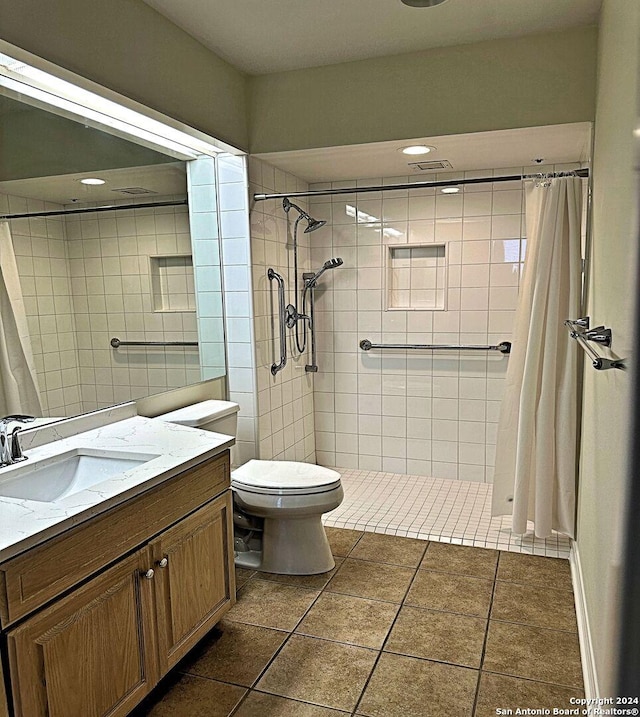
left=141, top=568, right=155, bottom=580
left=157, top=557, right=168, bottom=569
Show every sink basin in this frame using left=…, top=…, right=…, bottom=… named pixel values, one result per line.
left=0, top=448, right=159, bottom=502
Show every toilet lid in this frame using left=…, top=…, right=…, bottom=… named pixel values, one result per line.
left=231, top=460, right=341, bottom=491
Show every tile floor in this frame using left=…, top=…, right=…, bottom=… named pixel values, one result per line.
left=133, top=528, right=583, bottom=717
left=325, top=468, right=572, bottom=558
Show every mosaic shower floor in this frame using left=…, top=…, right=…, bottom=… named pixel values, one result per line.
left=323, top=468, right=572, bottom=559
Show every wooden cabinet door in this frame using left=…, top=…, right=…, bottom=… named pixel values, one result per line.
left=152, top=492, right=235, bottom=673
left=7, top=548, right=158, bottom=717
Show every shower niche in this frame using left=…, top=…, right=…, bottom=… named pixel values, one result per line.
left=386, top=243, right=447, bottom=310
left=150, top=255, right=196, bottom=312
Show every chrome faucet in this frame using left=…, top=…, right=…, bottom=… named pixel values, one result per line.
left=0, top=415, right=35, bottom=467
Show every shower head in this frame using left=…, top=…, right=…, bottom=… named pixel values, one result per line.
left=304, top=217, right=326, bottom=233
left=306, top=257, right=344, bottom=288
left=282, top=197, right=325, bottom=233
left=322, top=257, right=343, bottom=270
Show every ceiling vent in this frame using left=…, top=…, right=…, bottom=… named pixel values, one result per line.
left=408, top=160, right=453, bottom=171
left=111, top=187, right=157, bottom=195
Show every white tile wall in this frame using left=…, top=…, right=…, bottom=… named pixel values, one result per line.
left=310, top=164, right=587, bottom=482
left=3, top=193, right=83, bottom=417
left=248, top=157, right=316, bottom=463
left=64, top=195, right=199, bottom=411
left=215, top=154, right=259, bottom=467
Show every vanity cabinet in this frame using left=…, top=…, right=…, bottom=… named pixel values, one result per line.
left=0, top=451, right=235, bottom=717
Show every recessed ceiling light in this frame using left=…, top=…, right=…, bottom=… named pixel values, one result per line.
left=400, top=145, right=434, bottom=155
left=401, top=0, right=450, bottom=6
left=79, top=177, right=106, bottom=185
left=441, top=186, right=460, bottom=194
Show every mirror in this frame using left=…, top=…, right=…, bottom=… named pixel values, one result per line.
left=0, top=92, right=225, bottom=419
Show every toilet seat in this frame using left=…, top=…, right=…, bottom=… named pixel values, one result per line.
left=231, top=460, right=341, bottom=496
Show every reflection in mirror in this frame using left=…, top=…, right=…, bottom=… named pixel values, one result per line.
left=0, top=93, right=224, bottom=419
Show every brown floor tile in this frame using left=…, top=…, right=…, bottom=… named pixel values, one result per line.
left=497, top=552, right=573, bottom=590
left=349, top=532, right=428, bottom=567
left=385, top=605, right=487, bottom=668
left=133, top=674, right=246, bottom=717
left=475, top=672, right=584, bottom=717
left=296, top=592, right=399, bottom=649
left=326, top=558, right=415, bottom=603
left=234, top=691, right=349, bottom=716
left=180, top=620, right=287, bottom=687
left=256, top=634, right=377, bottom=712
left=405, top=570, right=494, bottom=617
left=255, top=559, right=343, bottom=590
left=492, top=581, right=578, bottom=632
left=358, top=652, right=478, bottom=717
left=235, top=568, right=256, bottom=590
left=227, top=579, right=319, bottom=630
left=483, top=621, right=583, bottom=688
left=420, top=542, right=498, bottom=579
left=324, top=527, right=364, bottom=557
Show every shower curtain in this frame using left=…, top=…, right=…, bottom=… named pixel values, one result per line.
left=0, top=222, right=42, bottom=417
left=491, top=176, right=582, bottom=538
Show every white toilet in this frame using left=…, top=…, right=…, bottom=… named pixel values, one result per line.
left=157, top=400, right=343, bottom=575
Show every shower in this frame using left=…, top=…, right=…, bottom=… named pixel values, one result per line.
left=266, top=198, right=342, bottom=374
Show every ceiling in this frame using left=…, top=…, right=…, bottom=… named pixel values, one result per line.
left=255, top=123, right=593, bottom=183
left=143, top=0, right=601, bottom=75
left=0, top=163, right=187, bottom=205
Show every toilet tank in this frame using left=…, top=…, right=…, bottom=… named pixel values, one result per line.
left=156, top=400, right=240, bottom=437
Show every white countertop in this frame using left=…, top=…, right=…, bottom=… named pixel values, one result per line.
left=0, top=416, right=234, bottom=562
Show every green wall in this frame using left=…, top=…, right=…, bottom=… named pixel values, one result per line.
left=0, top=101, right=173, bottom=181
left=248, top=26, right=597, bottom=153
left=577, top=0, right=639, bottom=696
left=0, top=0, right=249, bottom=150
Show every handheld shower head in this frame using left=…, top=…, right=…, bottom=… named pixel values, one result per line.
left=282, top=197, right=326, bottom=233
left=323, top=257, right=343, bottom=270
left=306, top=257, right=344, bottom=288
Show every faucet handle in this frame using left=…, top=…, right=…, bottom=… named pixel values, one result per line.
left=0, top=415, right=35, bottom=425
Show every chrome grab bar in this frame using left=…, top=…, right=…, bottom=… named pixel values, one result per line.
left=268, top=268, right=287, bottom=375
left=359, top=339, right=511, bottom=354
left=110, top=338, right=198, bottom=348
left=565, top=318, right=625, bottom=371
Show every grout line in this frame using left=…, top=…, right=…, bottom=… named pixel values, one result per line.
left=471, top=546, right=500, bottom=716
left=350, top=558, right=423, bottom=716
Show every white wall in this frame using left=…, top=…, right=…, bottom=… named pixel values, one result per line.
left=576, top=0, right=640, bottom=696
left=309, top=166, right=585, bottom=479
left=248, top=158, right=316, bottom=463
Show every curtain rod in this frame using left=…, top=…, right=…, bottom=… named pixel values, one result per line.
left=0, top=199, right=188, bottom=221
left=253, top=168, right=589, bottom=201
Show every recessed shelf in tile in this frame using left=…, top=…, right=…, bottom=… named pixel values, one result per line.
left=150, top=254, right=196, bottom=312
left=387, top=244, right=447, bottom=310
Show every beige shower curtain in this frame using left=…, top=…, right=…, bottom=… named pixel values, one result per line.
left=491, top=176, right=582, bottom=538
left=0, top=222, right=42, bottom=417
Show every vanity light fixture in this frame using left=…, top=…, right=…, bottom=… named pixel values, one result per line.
left=400, top=145, right=434, bottom=155
left=441, top=186, right=460, bottom=194
left=0, top=51, right=229, bottom=160
left=79, top=177, right=106, bottom=185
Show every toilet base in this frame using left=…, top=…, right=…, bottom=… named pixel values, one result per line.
left=260, top=516, right=335, bottom=575
left=234, top=550, right=262, bottom=570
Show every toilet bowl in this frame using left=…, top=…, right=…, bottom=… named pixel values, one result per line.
left=157, top=400, right=344, bottom=575
left=232, top=459, right=343, bottom=574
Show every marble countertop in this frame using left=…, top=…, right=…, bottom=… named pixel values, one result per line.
left=0, top=415, right=234, bottom=562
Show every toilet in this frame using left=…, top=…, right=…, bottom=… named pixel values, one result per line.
left=157, top=400, right=344, bottom=575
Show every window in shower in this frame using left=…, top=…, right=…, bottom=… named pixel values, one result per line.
left=386, top=244, right=447, bottom=310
